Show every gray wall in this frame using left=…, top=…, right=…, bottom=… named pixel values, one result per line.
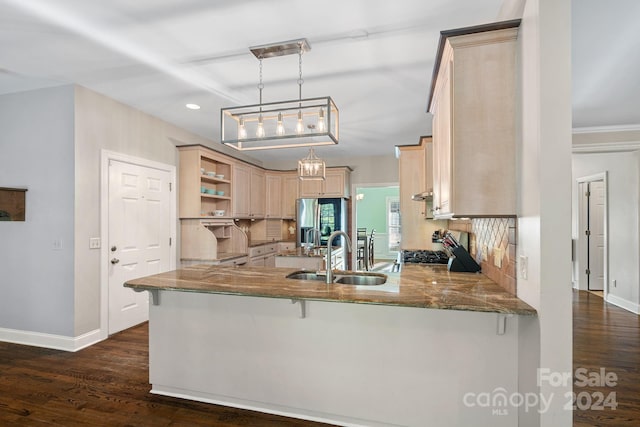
left=0, top=85, right=76, bottom=335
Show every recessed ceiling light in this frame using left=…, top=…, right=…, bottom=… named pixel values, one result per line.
left=185, top=103, right=201, bottom=110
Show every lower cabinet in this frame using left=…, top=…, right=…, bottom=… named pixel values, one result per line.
left=247, top=243, right=278, bottom=267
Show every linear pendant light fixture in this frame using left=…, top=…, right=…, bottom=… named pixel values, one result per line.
left=221, top=38, right=339, bottom=151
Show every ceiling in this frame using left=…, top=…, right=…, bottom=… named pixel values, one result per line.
left=1, top=0, right=638, bottom=166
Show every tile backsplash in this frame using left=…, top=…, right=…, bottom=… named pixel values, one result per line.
left=448, top=218, right=517, bottom=294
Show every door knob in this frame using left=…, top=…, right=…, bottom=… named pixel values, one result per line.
left=111, top=246, right=117, bottom=252
left=111, top=258, right=120, bottom=265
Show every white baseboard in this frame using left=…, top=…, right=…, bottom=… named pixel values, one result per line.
left=0, top=327, right=105, bottom=352
left=606, top=293, right=640, bottom=315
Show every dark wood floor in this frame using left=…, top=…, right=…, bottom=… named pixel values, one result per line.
left=573, top=290, right=640, bottom=426
left=1, top=291, right=638, bottom=426
left=0, top=324, right=331, bottom=426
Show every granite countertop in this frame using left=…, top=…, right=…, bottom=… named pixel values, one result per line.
left=124, top=264, right=536, bottom=315
left=276, top=247, right=336, bottom=258
left=248, top=239, right=296, bottom=247
left=181, top=252, right=247, bottom=262
left=248, top=240, right=279, bottom=247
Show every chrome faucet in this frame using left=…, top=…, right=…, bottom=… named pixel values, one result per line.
left=326, top=230, right=352, bottom=284
left=305, top=228, right=321, bottom=249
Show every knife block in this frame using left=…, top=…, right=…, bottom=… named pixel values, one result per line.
left=447, top=246, right=481, bottom=273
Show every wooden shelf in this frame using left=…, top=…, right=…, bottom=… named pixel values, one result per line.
left=200, top=194, right=231, bottom=200
left=200, top=175, right=231, bottom=184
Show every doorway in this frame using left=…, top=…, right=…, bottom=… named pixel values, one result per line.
left=351, top=183, right=399, bottom=270
left=101, top=151, right=176, bottom=337
left=577, top=173, right=608, bottom=293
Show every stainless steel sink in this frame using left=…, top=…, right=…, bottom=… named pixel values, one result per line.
left=286, top=271, right=387, bottom=286
left=334, top=274, right=386, bottom=286
left=286, top=271, right=326, bottom=281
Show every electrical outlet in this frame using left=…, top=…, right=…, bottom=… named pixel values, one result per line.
left=494, top=247, right=503, bottom=268
left=52, top=238, right=63, bottom=250
left=89, top=237, right=101, bottom=249
left=519, top=255, right=528, bottom=280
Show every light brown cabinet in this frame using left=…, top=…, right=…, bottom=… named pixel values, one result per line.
left=232, top=163, right=265, bottom=218
left=265, top=172, right=282, bottom=218
left=281, top=172, right=298, bottom=219
left=398, top=142, right=426, bottom=249
left=231, top=163, right=251, bottom=217
left=298, top=167, right=351, bottom=198
left=428, top=20, right=519, bottom=218
left=247, top=242, right=278, bottom=267
left=178, top=146, right=232, bottom=218
left=250, top=167, right=265, bottom=217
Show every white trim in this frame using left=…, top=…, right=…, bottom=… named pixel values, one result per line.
left=100, top=150, right=177, bottom=341
left=151, top=386, right=376, bottom=427
left=0, top=327, right=103, bottom=352
left=575, top=172, right=608, bottom=299
left=606, top=293, right=640, bottom=315
left=572, top=124, right=640, bottom=134
left=572, top=141, right=640, bottom=153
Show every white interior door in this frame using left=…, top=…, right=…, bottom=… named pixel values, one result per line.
left=108, top=159, right=172, bottom=334
left=588, top=180, right=605, bottom=291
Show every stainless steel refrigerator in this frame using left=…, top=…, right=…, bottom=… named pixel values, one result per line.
left=296, top=198, right=347, bottom=247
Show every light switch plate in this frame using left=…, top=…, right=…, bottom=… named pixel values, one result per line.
left=89, top=237, right=101, bottom=249
left=519, top=255, right=528, bottom=280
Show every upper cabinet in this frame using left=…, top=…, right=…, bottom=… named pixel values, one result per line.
left=250, top=167, right=265, bottom=217
left=265, top=172, right=281, bottom=218
left=178, top=146, right=232, bottom=218
left=398, top=141, right=427, bottom=249
left=299, top=167, right=351, bottom=198
left=231, top=163, right=251, bottom=218
left=178, top=145, right=351, bottom=222
left=280, top=171, right=298, bottom=219
left=428, top=20, right=520, bottom=219
left=232, top=163, right=265, bottom=218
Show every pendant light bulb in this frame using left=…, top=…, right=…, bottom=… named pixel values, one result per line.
left=317, top=108, right=326, bottom=132
left=238, top=117, right=247, bottom=140
left=256, top=114, right=265, bottom=138
left=276, top=112, right=286, bottom=136
left=296, top=111, right=305, bottom=135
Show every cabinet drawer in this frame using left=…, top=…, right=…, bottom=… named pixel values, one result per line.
left=264, top=244, right=277, bottom=254
left=249, top=246, right=264, bottom=257
left=278, top=242, right=295, bottom=252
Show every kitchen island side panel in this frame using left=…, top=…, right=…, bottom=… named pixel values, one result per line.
left=148, top=291, right=521, bottom=427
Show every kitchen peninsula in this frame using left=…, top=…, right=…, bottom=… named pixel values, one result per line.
left=125, top=264, right=535, bottom=427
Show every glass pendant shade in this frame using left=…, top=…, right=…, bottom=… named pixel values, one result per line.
left=256, top=114, right=265, bottom=138
left=237, top=117, right=247, bottom=140
left=276, top=112, right=286, bottom=136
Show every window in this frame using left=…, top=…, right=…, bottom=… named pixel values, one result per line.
left=387, top=197, right=400, bottom=252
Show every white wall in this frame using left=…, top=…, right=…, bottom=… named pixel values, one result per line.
left=73, top=86, right=179, bottom=336
left=265, top=154, right=399, bottom=186
left=0, top=85, right=76, bottom=336
left=572, top=151, right=640, bottom=310
left=73, top=85, right=257, bottom=336
left=515, top=0, right=573, bottom=426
